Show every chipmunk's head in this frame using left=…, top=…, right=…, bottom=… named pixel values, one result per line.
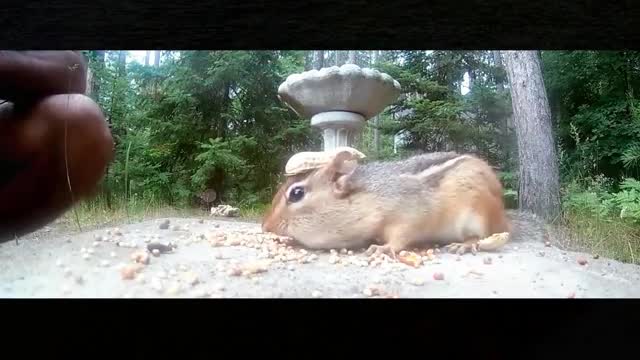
left=261, top=148, right=365, bottom=248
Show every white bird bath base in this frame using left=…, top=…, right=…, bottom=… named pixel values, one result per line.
left=311, top=111, right=365, bottom=151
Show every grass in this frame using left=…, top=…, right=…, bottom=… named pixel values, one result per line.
left=555, top=209, right=640, bottom=265
left=58, top=194, right=267, bottom=233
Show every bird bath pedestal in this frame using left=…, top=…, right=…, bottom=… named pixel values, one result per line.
left=277, top=64, right=401, bottom=152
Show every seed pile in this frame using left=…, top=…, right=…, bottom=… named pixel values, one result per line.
left=53, top=218, right=515, bottom=298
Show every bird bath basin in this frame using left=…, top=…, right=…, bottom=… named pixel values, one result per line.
left=277, top=63, right=401, bottom=152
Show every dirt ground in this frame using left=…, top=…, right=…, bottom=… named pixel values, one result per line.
left=1, top=212, right=640, bottom=298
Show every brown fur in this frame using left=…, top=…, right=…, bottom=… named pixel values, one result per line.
left=262, top=151, right=511, bottom=253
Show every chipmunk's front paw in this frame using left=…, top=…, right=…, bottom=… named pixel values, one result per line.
left=365, top=244, right=397, bottom=259
left=445, top=240, right=479, bottom=256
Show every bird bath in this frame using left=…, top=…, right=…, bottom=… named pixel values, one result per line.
left=277, top=64, right=401, bottom=152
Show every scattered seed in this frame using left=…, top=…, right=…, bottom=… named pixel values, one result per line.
left=238, top=260, right=271, bottom=276
left=198, top=219, right=204, bottom=224
left=147, top=242, right=176, bottom=253
left=227, top=268, right=242, bottom=277
left=75, top=276, right=85, bottom=285
left=544, top=241, right=551, bottom=247
left=110, top=252, right=117, bottom=258
left=213, top=224, right=220, bottom=228
left=121, top=264, right=143, bottom=280
left=157, top=271, right=168, bottom=279
left=328, top=255, right=339, bottom=264
left=170, top=225, right=181, bottom=231
left=347, top=250, right=354, bottom=256
left=363, top=286, right=382, bottom=297
left=330, top=249, right=337, bottom=255
left=92, top=241, right=100, bottom=248
left=82, top=253, right=91, bottom=260
left=433, top=272, right=445, bottom=281
left=131, top=251, right=150, bottom=265
left=538, top=251, right=545, bottom=257
left=455, top=256, right=461, bottom=262
left=159, top=220, right=170, bottom=230
left=80, top=247, right=87, bottom=253
left=87, top=248, right=95, bottom=255
left=312, top=290, right=322, bottom=298
left=63, top=267, right=73, bottom=277
left=498, top=255, right=503, bottom=258
left=483, top=256, right=493, bottom=265
left=287, top=264, right=296, bottom=271
left=398, top=251, right=422, bottom=267
left=56, top=259, right=64, bottom=267
left=179, top=264, right=189, bottom=272
left=100, top=260, right=110, bottom=267
left=183, top=271, right=200, bottom=286
left=411, top=278, right=425, bottom=286
left=577, top=257, right=588, bottom=266
left=593, top=254, right=600, bottom=259
left=340, top=249, right=348, bottom=254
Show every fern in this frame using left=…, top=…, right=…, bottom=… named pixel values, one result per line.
left=622, top=144, right=640, bottom=171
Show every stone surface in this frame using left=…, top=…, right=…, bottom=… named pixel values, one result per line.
left=2, top=217, right=640, bottom=298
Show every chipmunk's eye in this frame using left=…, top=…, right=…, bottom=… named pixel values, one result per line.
left=288, top=186, right=305, bottom=203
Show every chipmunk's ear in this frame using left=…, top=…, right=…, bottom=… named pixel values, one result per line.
left=327, top=150, right=359, bottom=198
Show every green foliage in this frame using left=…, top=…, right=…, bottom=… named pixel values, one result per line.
left=87, top=50, right=316, bottom=208
left=561, top=175, right=640, bottom=264
left=374, top=51, right=513, bottom=168
left=542, top=50, right=640, bottom=181
left=561, top=175, right=640, bottom=224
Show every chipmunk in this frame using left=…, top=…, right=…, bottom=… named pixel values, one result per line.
left=262, top=148, right=512, bottom=257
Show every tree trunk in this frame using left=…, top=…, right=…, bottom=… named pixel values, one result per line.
left=492, top=51, right=504, bottom=93
left=85, top=67, right=93, bottom=96
left=313, top=51, right=324, bottom=70
left=467, top=69, right=475, bottom=92
left=154, top=50, right=161, bottom=67
left=347, top=51, right=356, bottom=64
left=492, top=50, right=511, bottom=164
left=304, top=51, right=313, bottom=71
left=501, top=50, right=561, bottom=221
left=117, top=51, right=127, bottom=75
left=145, top=51, right=150, bottom=66
left=371, top=51, right=380, bottom=157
